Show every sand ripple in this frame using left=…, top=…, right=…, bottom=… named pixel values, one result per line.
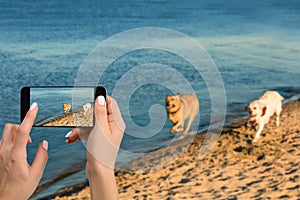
left=54, top=100, right=300, bottom=199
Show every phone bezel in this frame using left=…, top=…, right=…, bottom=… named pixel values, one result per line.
left=20, top=86, right=106, bottom=128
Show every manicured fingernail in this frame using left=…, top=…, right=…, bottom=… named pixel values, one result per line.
left=30, top=102, right=37, bottom=110
left=42, top=140, right=48, bottom=151
left=65, top=139, right=69, bottom=143
left=97, top=96, right=105, bottom=106
left=65, top=131, right=72, bottom=138
left=29, top=136, right=32, bottom=144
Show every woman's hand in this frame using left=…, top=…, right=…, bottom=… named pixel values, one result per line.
left=0, top=102, right=48, bottom=200
left=65, top=96, right=125, bottom=200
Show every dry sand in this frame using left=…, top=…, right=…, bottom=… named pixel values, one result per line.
left=53, top=100, right=300, bottom=200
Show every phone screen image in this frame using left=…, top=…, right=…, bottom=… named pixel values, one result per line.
left=21, top=86, right=105, bottom=127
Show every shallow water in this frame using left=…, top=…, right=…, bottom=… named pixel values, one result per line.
left=0, top=0, right=299, bottom=199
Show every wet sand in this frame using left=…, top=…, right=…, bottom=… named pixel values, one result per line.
left=53, top=100, right=300, bottom=199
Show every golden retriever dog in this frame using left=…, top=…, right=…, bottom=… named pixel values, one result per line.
left=83, top=102, right=92, bottom=115
left=63, top=103, right=72, bottom=113
left=246, top=91, right=284, bottom=142
left=165, top=93, right=199, bottom=137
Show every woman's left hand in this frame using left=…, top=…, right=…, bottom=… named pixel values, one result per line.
left=0, top=102, right=48, bottom=200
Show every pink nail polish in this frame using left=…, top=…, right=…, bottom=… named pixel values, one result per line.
left=30, top=102, right=37, bottom=110
left=97, top=96, right=105, bottom=106
left=42, top=140, right=48, bottom=151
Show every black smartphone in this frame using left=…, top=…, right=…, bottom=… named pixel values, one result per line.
left=21, top=86, right=106, bottom=128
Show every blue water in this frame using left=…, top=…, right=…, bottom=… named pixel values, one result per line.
left=0, top=0, right=300, bottom=199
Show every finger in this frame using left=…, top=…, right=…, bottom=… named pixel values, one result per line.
left=30, top=140, right=48, bottom=182
left=66, top=138, right=79, bottom=144
left=65, top=129, right=79, bottom=144
left=1, top=124, right=18, bottom=144
left=65, top=128, right=91, bottom=143
left=107, top=96, right=126, bottom=133
left=65, top=129, right=79, bottom=140
left=2, top=124, right=31, bottom=145
left=77, top=128, right=92, bottom=140
left=14, top=102, right=38, bottom=151
left=27, top=136, right=32, bottom=144
left=94, top=96, right=110, bottom=134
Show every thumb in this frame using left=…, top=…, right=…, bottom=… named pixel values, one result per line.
left=94, top=96, right=109, bottom=133
left=31, top=140, right=48, bottom=181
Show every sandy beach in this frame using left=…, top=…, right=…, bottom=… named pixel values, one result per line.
left=41, top=106, right=94, bottom=127
left=52, top=100, right=300, bottom=199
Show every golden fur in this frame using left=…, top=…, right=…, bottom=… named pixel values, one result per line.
left=63, top=103, right=71, bottom=113
left=165, top=93, right=199, bottom=137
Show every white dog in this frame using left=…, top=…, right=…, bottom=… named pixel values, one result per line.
left=83, top=103, right=92, bottom=115
left=246, top=91, right=284, bottom=142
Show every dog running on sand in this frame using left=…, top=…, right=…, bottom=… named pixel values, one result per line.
left=165, top=93, right=199, bottom=137
left=83, top=102, right=92, bottom=115
left=246, top=91, right=284, bottom=142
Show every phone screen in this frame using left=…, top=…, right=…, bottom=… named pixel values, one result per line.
left=21, top=86, right=106, bottom=127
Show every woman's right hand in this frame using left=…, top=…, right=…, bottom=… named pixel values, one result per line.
left=65, top=95, right=125, bottom=200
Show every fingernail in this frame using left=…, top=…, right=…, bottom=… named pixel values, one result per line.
left=30, top=102, right=37, bottom=110
left=65, top=139, right=69, bottom=143
left=42, top=140, right=48, bottom=151
left=97, top=96, right=105, bottom=106
left=65, top=131, right=72, bottom=138
left=29, top=136, right=32, bottom=144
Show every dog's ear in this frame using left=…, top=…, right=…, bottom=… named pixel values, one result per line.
left=244, top=105, right=248, bottom=111
left=261, top=106, right=267, bottom=117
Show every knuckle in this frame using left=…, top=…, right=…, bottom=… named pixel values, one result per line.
left=10, top=150, right=19, bottom=163
left=111, top=98, right=118, bottom=106
left=4, top=123, right=15, bottom=131
left=17, top=126, right=27, bottom=135
left=7, top=155, right=19, bottom=170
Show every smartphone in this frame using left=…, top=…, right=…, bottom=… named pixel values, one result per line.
left=21, top=86, right=106, bottom=128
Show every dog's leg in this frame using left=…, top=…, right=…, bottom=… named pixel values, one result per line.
left=276, top=113, right=280, bottom=127
left=253, top=124, right=264, bottom=142
left=170, top=121, right=183, bottom=133
left=182, top=116, right=195, bottom=136
left=275, top=108, right=281, bottom=127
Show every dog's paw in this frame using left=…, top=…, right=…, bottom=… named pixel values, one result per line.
left=182, top=131, right=188, bottom=136
left=178, top=134, right=185, bottom=140
left=169, top=128, right=176, bottom=134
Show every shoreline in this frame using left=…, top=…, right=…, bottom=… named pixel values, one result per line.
left=47, top=99, right=299, bottom=199
left=37, top=106, right=93, bottom=127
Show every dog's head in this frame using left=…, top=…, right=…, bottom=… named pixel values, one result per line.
left=63, top=103, right=71, bottom=113
left=165, top=94, right=180, bottom=113
left=246, top=100, right=267, bottom=119
left=83, top=103, right=90, bottom=110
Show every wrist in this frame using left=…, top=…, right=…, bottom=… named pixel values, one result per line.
left=86, top=150, right=115, bottom=175
left=86, top=158, right=119, bottom=200
left=86, top=159, right=114, bottom=177
left=0, top=191, right=26, bottom=200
